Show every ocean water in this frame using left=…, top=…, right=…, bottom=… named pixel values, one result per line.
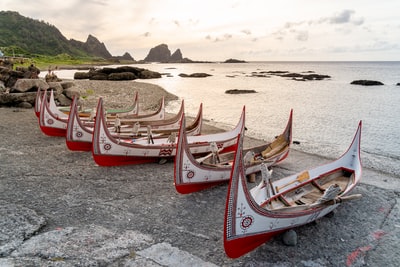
left=51, top=62, right=400, bottom=176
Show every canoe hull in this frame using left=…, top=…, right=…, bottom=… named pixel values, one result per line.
left=224, top=121, right=363, bottom=258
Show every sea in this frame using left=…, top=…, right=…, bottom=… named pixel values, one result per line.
left=48, top=61, right=400, bottom=177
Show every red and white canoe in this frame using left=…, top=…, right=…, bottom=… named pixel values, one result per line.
left=174, top=109, right=293, bottom=194
left=92, top=98, right=245, bottom=166
left=39, top=91, right=69, bottom=136
left=224, top=121, right=362, bottom=258
left=66, top=96, right=203, bottom=151
left=38, top=88, right=166, bottom=137
left=36, top=88, right=141, bottom=119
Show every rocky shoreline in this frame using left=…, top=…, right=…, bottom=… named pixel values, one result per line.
left=0, top=79, right=399, bottom=266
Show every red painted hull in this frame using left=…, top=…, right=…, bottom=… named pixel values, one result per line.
left=39, top=125, right=66, bottom=137
left=66, top=140, right=92, bottom=152
left=92, top=153, right=159, bottom=166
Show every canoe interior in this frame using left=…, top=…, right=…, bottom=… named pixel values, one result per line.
left=200, top=133, right=290, bottom=168
left=262, top=168, right=354, bottom=211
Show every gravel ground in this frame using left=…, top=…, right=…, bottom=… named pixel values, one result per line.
left=0, top=80, right=399, bottom=267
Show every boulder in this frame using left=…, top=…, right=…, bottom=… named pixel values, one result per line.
left=63, top=88, right=80, bottom=100
left=74, top=66, right=161, bottom=80
left=60, top=81, right=75, bottom=90
left=11, top=79, right=49, bottom=93
left=0, top=92, right=37, bottom=107
left=225, top=89, right=257, bottom=94
left=47, top=82, right=64, bottom=95
left=138, top=70, right=161, bottom=79
left=351, top=80, right=384, bottom=86
left=56, top=93, right=72, bottom=106
left=74, top=72, right=91, bottom=80
left=178, top=73, right=212, bottom=78
left=108, top=72, right=136, bottom=80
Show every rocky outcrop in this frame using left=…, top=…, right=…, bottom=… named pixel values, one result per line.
left=223, top=58, right=247, bottom=63
left=113, top=52, right=135, bottom=61
left=351, top=80, right=384, bottom=86
left=170, top=49, right=183, bottom=62
left=144, top=44, right=171, bottom=62
left=69, top=34, right=112, bottom=59
left=0, top=66, right=80, bottom=108
left=74, top=66, right=161, bottom=80
left=144, top=44, right=187, bottom=63
left=225, top=89, right=257, bottom=94
left=178, top=73, right=212, bottom=78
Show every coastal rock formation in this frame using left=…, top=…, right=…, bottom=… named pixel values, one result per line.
left=74, top=66, right=161, bottom=81
left=144, top=44, right=171, bottom=62
left=143, top=44, right=192, bottom=63
left=170, top=49, right=183, bottom=62
left=69, top=34, right=112, bottom=59
left=223, top=58, right=247, bottom=63
left=225, top=89, right=257, bottom=94
left=178, top=73, right=212, bottom=78
left=0, top=65, right=81, bottom=108
left=245, top=70, right=331, bottom=81
left=351, top=80, right=384, bottom=86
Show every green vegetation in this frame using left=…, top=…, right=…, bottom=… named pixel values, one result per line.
left=0, top=11, right=120, bottom=70
left=0, top=11, right=88, bottom=56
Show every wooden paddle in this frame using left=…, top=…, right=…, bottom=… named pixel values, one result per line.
left=275, top=171, right=310, bottom=192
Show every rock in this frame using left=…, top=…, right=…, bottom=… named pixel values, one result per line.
left=0, top=92, right=37, bottom=107
left=144, top=44, right=188, bottom=63
left=44, top=71, right=61, bottom=82
left=170, top=49, right=183, bottom=62
left=138, top=70, right=162, bottom=79
left=74, top=66, right=161, bottom=81
left=351, top=80, right=384, bottom=86
left=47, top=82, right=63, bottom=95
left=282, top=229, right=298, bottom=246
left=223, top=58, right=247, bottom=63
left=0, top=81, right=5, bottom=93
left=74, top=72, right=91, bottom=79
left=60, top=81, right=75, bottom=90
left=144, top=44, right=171, bottom=62
left=0, top=201, right=46, bottom=256
left=63, top=88, right=80, bottom=100
left=108, top=72, right=136, bottom=80
left=16, top=101, right=32, bottom=108
left=56, top=93, right=72, bottom=106
left=178, top=73, right=212, bottom=78
left=10, top=79, right=49, bottom=93
left=225, top=89, right=257, bottom=94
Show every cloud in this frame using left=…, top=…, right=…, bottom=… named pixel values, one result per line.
left=205, top=33, right=233, bottom=42
left=295, top=31, right=309, bottom=41
left=329, top=9, right=354, bottom=24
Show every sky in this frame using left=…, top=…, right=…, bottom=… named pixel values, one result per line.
left=2, top=0, right=400, bottom=61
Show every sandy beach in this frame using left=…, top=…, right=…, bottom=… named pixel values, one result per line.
left=0, top=79, right=399, bottom=266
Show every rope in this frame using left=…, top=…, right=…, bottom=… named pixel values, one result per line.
left=317, top=184, right=341, bottom=203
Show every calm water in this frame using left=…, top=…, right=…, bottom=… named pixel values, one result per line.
left=51, top=62, right=400, bottom=176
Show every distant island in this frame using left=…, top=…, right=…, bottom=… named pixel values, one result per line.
left=223, top=59, right=247, bottom=63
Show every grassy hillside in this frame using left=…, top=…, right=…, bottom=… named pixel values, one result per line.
left=0, top=11, right=89, bottom=57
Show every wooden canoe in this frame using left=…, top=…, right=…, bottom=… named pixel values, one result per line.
left=224, top=121, right=362, bottom=258
left=66, top=95, right=203, bottom=151
left=174, top=109, right=292, bottom=194
left=92, top=98, right=245, bottom=166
